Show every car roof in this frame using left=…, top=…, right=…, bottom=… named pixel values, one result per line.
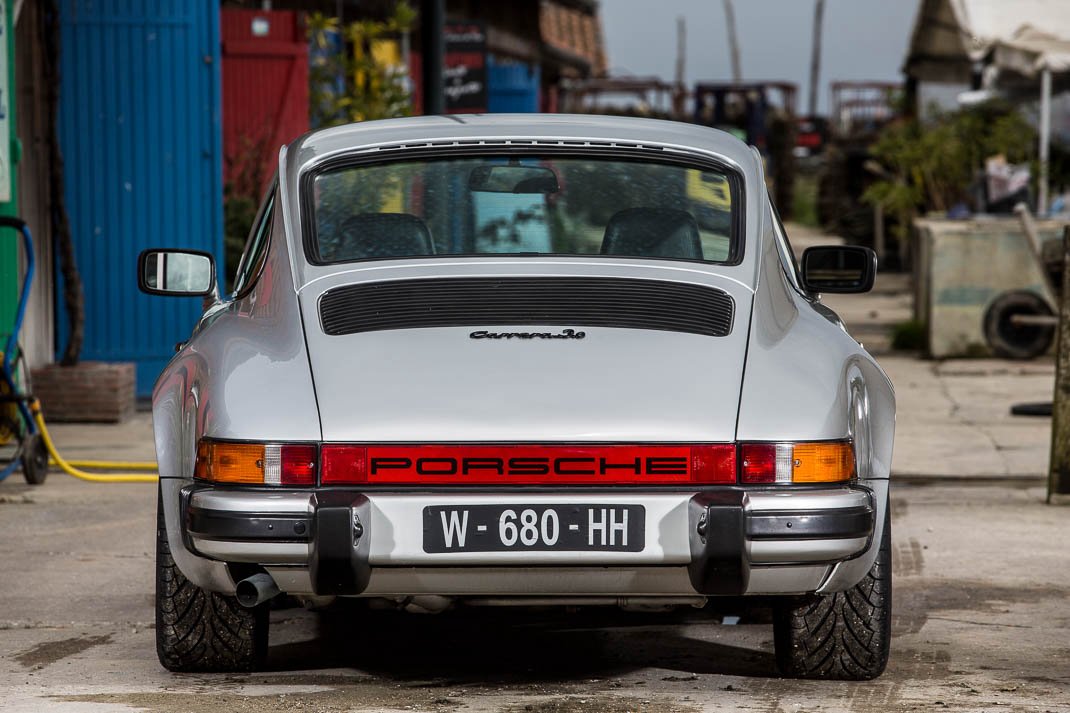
left=284, top=113, right=759, bottom=176
left=277, top=114, right=768, bottom=292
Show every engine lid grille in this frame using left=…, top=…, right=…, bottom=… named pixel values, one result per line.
left=319, top=277, right=734, bottom=337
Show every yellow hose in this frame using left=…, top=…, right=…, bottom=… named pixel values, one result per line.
left=29, top=399, right=158, bottom=482
left=58, top=458, right=158, bottom=470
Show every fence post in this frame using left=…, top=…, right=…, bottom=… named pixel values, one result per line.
left=1048, top=225, right=1070, bottom=501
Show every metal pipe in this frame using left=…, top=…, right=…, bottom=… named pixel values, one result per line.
left=420, top=0, right=445, bottom=115
left=1014, top=201, right=1043, bottom=257
left=808, top=0, right=825, bottom=117
left=235, top=573, right=280, bottom=608
left=1014, top=201, right=1057, bottom=298
left=1010, top=314, right=1058, bottom=326
left=722, top=0, right=742, bottom=83
left=1039, top=67, right=1052, bottom=216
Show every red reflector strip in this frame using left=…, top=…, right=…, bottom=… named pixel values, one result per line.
left=318, top=445, right=736, bottom=485
left=691, top=444, right=737, bottom=483
left=321, top=445, right=367, bottom=484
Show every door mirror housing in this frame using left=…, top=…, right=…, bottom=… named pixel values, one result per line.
left=138, top=249, right=216, bottom=297
left=800, top=245, right=877, bottom=294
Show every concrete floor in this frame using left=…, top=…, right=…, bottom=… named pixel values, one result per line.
left=1, top=478, right=1067, bottom=712
left=1, top=261, right=1069, bottom=711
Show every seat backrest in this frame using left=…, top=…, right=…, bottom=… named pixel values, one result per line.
left=332, top=213, right=433, bottom=260
left=600, top=207, right=702, bottom=260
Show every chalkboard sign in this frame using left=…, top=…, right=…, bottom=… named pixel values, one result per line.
left=444, top=21, right=487, bottom=113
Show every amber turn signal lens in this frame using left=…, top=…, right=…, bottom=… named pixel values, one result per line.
left=194, top=441, right=265, bottom=484
left=791, top=441, right=855, bottom=483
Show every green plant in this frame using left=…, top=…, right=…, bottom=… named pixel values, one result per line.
left=222, top=133, right=272, bottom=291
left=308, top=3, right=417, bottom=128
left=890, top=319, right=926, bottom=351
left=792, top=173, right=819, bottom=228
left=223, top=193, right=258, bottom=291
left=862, top=101, right=1036, bottom=245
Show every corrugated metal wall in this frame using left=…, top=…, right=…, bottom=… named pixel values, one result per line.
left=58, top=0, right=222, bottom=396
left=487, top=55, right=540, bottom=113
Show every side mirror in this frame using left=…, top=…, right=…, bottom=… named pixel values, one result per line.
left=800, top=245, right=877, bottom=294
left=137, top=249, right=216, bottom=297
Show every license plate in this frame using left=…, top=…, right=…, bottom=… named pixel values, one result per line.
left=423, top=504, right=645, bottom=553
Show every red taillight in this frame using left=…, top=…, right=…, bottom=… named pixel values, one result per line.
left=740, top=443, right=779, bottom=483
left=321, top=445, right=367, bottom=484
left=280, top=445, right=317, bottom=486
left=193, top=440, right=317, bottom=486
left=690, top=444, right=737, bottom=484
left=739, top=442, right=855, bottom=484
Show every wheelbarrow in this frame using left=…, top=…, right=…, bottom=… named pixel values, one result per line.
left=0, top=216, right=48, bottom=484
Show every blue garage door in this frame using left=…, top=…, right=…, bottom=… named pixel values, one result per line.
left=487, top=55, right=540, bottom=113
left=58, top=0, right=223, bottom=396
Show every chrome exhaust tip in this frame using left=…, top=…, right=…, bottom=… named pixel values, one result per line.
left=235, top=572, right=280, bottom=608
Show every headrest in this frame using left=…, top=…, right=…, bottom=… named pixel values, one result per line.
left=330, top=213, right=433, bottom=260
left=600, top=207, right=702, bottom=260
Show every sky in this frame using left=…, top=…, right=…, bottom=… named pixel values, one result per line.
left=600, top=0, right=920, bottom=115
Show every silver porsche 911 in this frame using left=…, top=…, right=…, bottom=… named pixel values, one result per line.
left=138, top=114, right=894, bottom=679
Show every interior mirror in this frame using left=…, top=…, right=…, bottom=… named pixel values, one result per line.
left=800, top=245, right=877, bottom=294
left=138, top=249, right=216, bottom=296
left=468, top=164, right=559, bottom=194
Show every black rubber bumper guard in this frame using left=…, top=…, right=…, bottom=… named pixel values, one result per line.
left=186, top=488, right=874, bottom=597
left=687, top=490, right=876, bottom=595
left=309, top=492, right=372, bottom=595
left=183, top=489, right=372, bottom=596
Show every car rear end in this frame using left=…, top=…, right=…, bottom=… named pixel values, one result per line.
left=153, top=115, right=891, bottom=678
left=180, top=120, right=878, bottom=606
left=184, top=439, right=875, bottom=602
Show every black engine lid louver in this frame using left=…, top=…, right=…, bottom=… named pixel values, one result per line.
left=319, top=277, right=734, bottom=338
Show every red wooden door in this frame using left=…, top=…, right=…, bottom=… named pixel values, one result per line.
left=221, top=9, right=309, bottom=194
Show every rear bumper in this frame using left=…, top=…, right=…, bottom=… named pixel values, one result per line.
left=179, top=485, right=876, bottom=597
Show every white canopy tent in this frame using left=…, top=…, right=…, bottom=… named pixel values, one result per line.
left=904, top=0, right=1070, bottom=213
left=993, top=25, right=1070, bottom=213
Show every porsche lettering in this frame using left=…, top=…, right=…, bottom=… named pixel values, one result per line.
left=369, top=456, right=688, bottom=477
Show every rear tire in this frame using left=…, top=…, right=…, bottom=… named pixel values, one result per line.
left=155, top=487, right=268, bottom=672
left=773, top=511, right=891, bottom=680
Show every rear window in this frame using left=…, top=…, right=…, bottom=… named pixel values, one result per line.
left=307, top=154, right=739, bottom=264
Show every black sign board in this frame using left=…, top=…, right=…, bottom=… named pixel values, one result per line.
left=444, top=21, right=487, bottom=113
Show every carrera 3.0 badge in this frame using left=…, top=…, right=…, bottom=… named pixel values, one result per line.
left=470, top=329, right=586, bottom=340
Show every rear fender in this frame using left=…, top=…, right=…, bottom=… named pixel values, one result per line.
left=150, top=204, right=320, bottom=592
left=738, top=202, right=895, bottom=594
